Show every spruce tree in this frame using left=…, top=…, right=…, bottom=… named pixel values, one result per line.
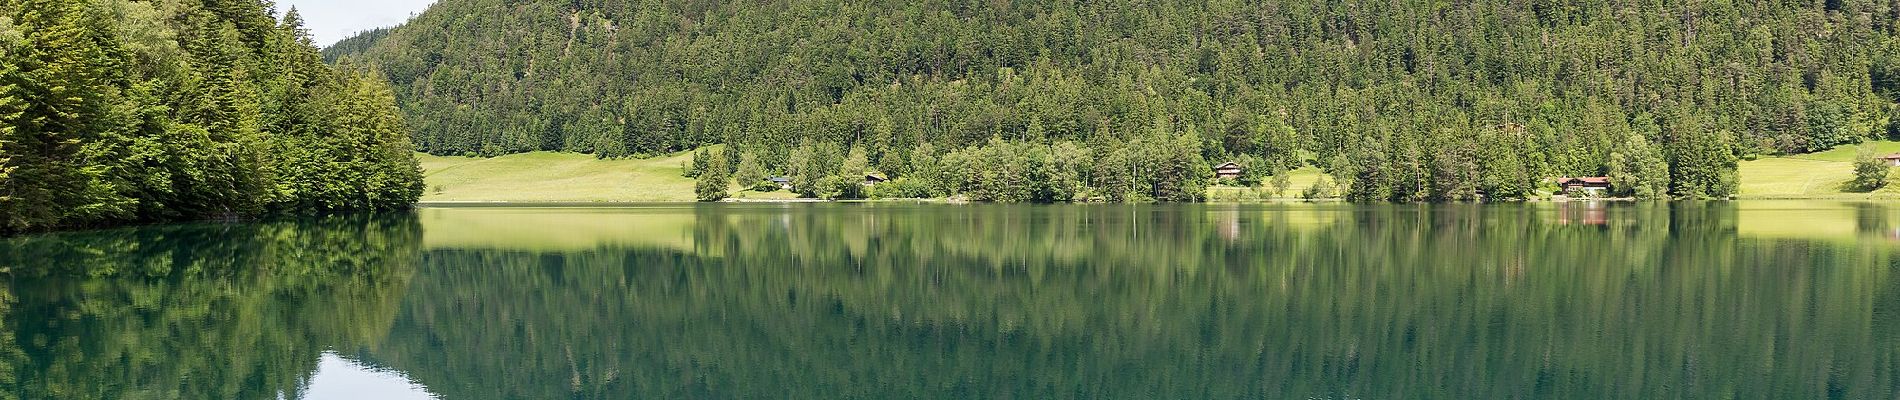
left=0, top=0, right=424, bottom=233
left=695, top=149, right=730, bottom=202
left=2, top=0, right=120, bottom=230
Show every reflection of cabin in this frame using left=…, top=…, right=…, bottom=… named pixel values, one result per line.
left=862, top=174, right=887, bottom=186
left=1214, top=162, right=1243, bottom=180
left=1555, top=177, right=1612, bottom=195
left=768, top=176, right=793, bottom=190
left=1556, top=201, right=1609, bottom=226
left=1882, top=154, right=1900, bottom=167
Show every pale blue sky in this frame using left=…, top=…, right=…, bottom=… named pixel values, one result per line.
left=279, top=0, right=437, bottom=47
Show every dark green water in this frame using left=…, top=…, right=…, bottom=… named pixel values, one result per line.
left=3, top=202, right=1900, bottom=399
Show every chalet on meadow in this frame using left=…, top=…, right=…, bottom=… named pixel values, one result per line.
left=1882, top=153, right=1900, bottom=167
left=1213, top=162, right=1243, bottom=180
left=768, top=176, right=793, bottom=190
left=1555, top=177, right=1612, bottom=195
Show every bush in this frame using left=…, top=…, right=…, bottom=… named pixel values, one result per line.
left=818, top=175, right=864, bottom=200
left=869, top=177, right=937, bottom=199
left=1302, top=177, right=1336, bottom=200
left=1268, top=171, right=1292, bottom=198
left=750, top=181, right=783, bottom=192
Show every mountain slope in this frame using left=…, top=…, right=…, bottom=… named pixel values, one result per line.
left=331, top=0, right=1900, bottom=201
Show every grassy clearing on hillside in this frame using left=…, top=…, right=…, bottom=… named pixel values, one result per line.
left=1206, top=167, right=1337, bottom=201
left=419, top=151, right=698, bottom=202
left=418, top=148, right=801, bottom=202
left=1738, top=141, right=1900, bottom=199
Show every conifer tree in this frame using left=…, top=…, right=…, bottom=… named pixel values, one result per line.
left=2, top=0, right=121, bottom=229
left=695, top=149, right=729, bottom=202
left=0, top=0, right=425, bottom=233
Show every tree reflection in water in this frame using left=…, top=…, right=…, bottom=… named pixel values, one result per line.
left=3, top=203, right=1900, bottom=399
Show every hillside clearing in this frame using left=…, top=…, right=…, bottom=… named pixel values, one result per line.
left=1738, top=141, right=1900, bottom=199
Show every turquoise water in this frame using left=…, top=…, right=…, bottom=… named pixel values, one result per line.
left=4, top=202, right=1900, bottom=399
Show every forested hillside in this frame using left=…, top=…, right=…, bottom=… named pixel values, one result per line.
left=332, top=0, right=1900, bottom=201
left=0, top=0, right=424, bottom=232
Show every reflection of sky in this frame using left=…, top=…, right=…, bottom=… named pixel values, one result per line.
left=300, top=352, right=436, bottom=400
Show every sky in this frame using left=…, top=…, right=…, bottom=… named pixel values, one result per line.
left=278, top=0, right=438, bottom=47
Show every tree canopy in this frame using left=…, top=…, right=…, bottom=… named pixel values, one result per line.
left=329, top=0, right=1900, bottom=201
left=0, top=0, right=424, bottom=232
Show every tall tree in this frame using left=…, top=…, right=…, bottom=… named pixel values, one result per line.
left=695, top=149, right=729, bottom=201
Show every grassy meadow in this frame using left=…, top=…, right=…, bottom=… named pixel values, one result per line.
left=416, top=147, right=798, bottom=202
left=1205, top=167, right=1337, bottom=202
left=418, top=141, right=1900, bottom=202
left=1737, top=140, right=1900, bottom=199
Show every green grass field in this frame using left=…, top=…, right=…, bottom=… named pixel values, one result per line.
left=1206, top=167, right=1337, bottom=201
left=417, top=147, right=797, bottom=202
left=423, top=140, right=1900, bottom=202
left=1737, top=141, right=1900, bottom=199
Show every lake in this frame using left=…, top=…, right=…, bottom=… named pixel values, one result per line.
left=3, top=201, right=1900, bottom=399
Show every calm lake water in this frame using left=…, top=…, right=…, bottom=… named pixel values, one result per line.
left=3, top=202, right=1900, bottom=399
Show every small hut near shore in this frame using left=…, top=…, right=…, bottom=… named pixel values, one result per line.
left=1554, top=177, right=1612, bottom=195
left=1213, top=162, right=1243, bottom=180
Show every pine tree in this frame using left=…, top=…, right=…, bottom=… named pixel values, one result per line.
left=695, top=149, right=730, bottom=201
left=1, top=0, right=123, bottom=230
left=684, top=147, right=710, bottom=177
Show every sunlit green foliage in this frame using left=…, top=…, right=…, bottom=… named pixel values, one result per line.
left=1609, top=132, right=1672, bottom=199
left=1854, top=145, right=1891, bottom=191
left=732, top=151, right=767, bottom=192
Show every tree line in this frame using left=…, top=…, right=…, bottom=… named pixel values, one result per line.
left=332, top=0, right=1900, bottom=201
left=0, top=0, right=424, bottom=233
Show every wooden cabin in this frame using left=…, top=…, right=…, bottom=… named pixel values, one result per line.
left=1881, top=153, right=1900, bottom=167
left=862, top=174, right=888, bottom=186
left=768, top=176, right=793, bottom=190
left=1555, top=177, right=1612, bottom=196
left=1213, top=162, right=1243, bottom=180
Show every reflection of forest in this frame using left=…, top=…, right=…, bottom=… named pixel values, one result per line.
left=0, top=215, right=422, bottom=400
left=384, top=204, right=1900, bottom=399
left=2, top=204, right=1900, bottom=399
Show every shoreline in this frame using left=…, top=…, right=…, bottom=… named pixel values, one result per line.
left=416, top=196, right=1900, bottom=207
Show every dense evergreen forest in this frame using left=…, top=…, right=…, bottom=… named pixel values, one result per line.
left=0, top=0, right=424, bottom=233
left=329, top=0, right=1900, bottom=201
